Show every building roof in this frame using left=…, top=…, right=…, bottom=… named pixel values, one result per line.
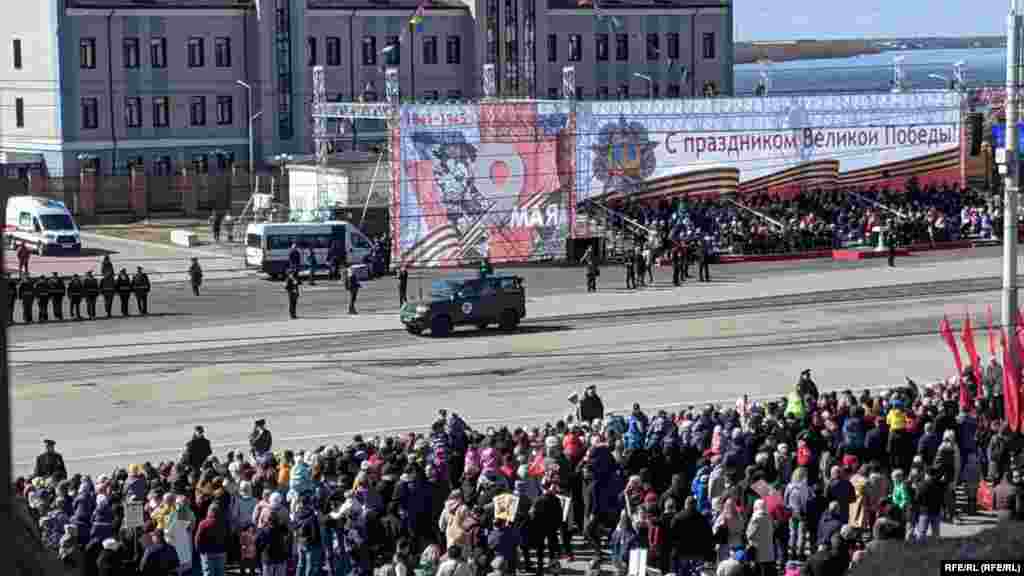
left=308, top=0, right=470, bottom=10
left=66, top=0, right=252, bottom=8
left=546, top=0, right=728, bottom=9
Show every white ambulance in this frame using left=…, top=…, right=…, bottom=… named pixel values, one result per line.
left=4, top=196, right=82, bottom=255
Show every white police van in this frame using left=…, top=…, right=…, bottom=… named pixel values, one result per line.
left=4, top=196, right=82, bottom=255
left=244, top=220, right=374, bottom=279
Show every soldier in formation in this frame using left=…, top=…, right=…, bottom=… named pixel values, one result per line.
left=115, top=268, right=133, bottom=316
left=48, top=272, right=65, bottom=321
left=36, top=274, right=49, bottom=322
left=132, top=266, right=151, bottom=315
left=83, top=271, right=99, bottom=319
left=67, top=273, right=83, bottom=320
left=100, top=269, right=116, bottom=317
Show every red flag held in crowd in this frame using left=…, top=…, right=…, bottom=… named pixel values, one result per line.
left=1001, top=329, right=1021, bottom=433
left=939, top=315, right=967, bottom=408
left=960, top=312, right=983, bottom=397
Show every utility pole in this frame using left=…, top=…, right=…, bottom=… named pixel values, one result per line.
left=1005, top=0, right=1021, bottom=361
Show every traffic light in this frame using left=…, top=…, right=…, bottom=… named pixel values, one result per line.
left=969, top=113, right=983, bottom=156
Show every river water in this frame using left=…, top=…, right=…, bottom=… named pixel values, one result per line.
left=733, top=48, right=1007, bottom=96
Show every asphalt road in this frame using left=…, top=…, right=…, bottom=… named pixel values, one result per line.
left=8, top=244, right=1000, bottom=343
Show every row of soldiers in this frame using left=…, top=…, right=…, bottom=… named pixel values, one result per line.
left=5, top=267, right=151, bottom=324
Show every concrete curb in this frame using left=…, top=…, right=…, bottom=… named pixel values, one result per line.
left=80, top=232, right=238, bottom=260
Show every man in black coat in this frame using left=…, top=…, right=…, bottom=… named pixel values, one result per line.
left=34, top=439, right=67, bottom=480
left=35, top=274, right=49, bottom=322
left=185, top=426, right=213, bottom=472
left=579, top=385, right=604, bottom=423
left=83, top=270, right=100, bottom=319
left=132, top=266, right=151, bottom=315
left=348, top=266, right=360, bottom=315
left=67, top=273, right=84, bottom=320
left=697, top=236, right=711, bottom=283
left=100, top=271, right=116, bottom=317
left=115, top=268, right=133, bottom=316
left=625, top=248, right=636, bottom=290
left=6, top=272, right=17, bottom=323
left=48, top=272, right=65, bottom=321
left=285, top=272, right=300, bottom=319
left=398, top=265, right=409, bottom=305
left=250, top=419, right=272, bottom=458
left=18, top=274, right=34, bottom=323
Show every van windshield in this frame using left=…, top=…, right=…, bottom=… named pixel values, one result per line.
left=39, top=214, right=75, bottom=231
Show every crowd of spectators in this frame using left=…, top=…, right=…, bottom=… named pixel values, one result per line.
left=15, top=362, right=1024, bottom=576
left=596, top=181, right=1000, bottom=257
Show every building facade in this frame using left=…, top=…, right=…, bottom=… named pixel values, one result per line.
left=0, top=0, right=732, bottom=180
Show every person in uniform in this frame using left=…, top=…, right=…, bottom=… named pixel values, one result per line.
left=285, top=271, right=300, bottom=319
left=188, top=258, right=203, bottom=296
left=625, top=248, right=636, bottom=290
left=398, top=265, right=409, bottom=306
left=36, top=274, right=50, bottom=322
left=348, top=265, right=361, bottom=315
left=582, top=246, right=599, bottom=293
left=698, top=236, right=712, bottom=283
left=19, top=274, right=34, bottom=323
left=7, top=273, right=18, bottom=324
left=67, top=273, right=84, bottom=320
left=48, top=272, right=65, bottom=321
left=672, top=244, right=684, bottom=286
left=100, top=254, right=115, bottom=279
left=34, top=439, right=67, bottom=481
left=99, top=270, right=116, bottom=317
left=132, top=266, right=151, bottom=315
left=115, top=268, right=133, bottom=316
left=83, top=271, right=100, bottom=320
left=249, top=419, right=272, bottom=459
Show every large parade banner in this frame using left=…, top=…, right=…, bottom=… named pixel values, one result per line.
left=394, top=101, right=575, bottom=267
left=575, top=92, right=963, bottom=203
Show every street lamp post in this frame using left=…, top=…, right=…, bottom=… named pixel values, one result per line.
left=633, top=73, right=653, bottom=98
left=236, top=80, right=263, bottom=194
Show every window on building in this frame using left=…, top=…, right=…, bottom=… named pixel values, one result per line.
left=547, top=34, right=557, bottom=62
left=152, top=96, right=169, bottom=127
left=188, top=37, right=204, bottom=67
left=617, top=83, right=628, bottom=99
left=423, top=90, right=439, bottom=101
left=14, top=97, right=23, bottom=128
left=575, top=86, right=584, bottom=100
left=597, top=85, right=609, bottom=100
left=446, top=35, right=461, bottom=64
left=385, top=36, right=400, bottom=66
left=125, top=97, right=141, bottom=128
left=326, top=36, right=341, bottom=66
left=123, top=38, right=140, bottom=69
left=362, top=36, right=376, bottom=66
left=446, top=89, right=462, bottom=100
left=215, top=37, right=231, bottom=67
left=190, top=96, right=206, bottom=126
left=646, top=33, right=659, bottom=61
left=595, top=34, right=608, bottom=61
left=306, top=37, right=317, bottom=67
left=702, top=32, right=715, bottom=59
left=81, top=97, right=98, bottom=129
left=667, top=83, right=680, bottom=98
left=423, top=36, right=438, bottom=65
left=150, top=37, right=167, bottom=68
left=80, top=38, right=96, bottom=69
left=154, top=156, right=172, bottom=176
left=12, top=39, right=21, bottom=70
left=548, top=87, right=558, bottom=99
left=217, top=95, right=233, bottom=125
left=568, top=34, right=582, bottom=62
left=667, top=33, right=680, bottom=60
left=615, top=33, right=628, bottom=61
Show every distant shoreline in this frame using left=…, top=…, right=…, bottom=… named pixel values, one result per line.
left=735, top=36, right=1005, bottom=65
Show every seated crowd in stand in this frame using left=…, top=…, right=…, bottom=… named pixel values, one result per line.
left=17, top=366, right=1024, bottom=576
left=601, top=182, right=998, bottom=256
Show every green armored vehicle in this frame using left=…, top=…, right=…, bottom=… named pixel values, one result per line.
left=400, top=274, right=526, bottom=336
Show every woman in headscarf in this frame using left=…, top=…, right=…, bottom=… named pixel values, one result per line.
left=73, top=479, right=95, bottom=548
left=89, top=493, right=114, bottom=544
left=745, top=499, right=774, bottom=576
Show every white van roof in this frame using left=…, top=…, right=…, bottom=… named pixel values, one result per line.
left=8, top=196, right=69, bottom=214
